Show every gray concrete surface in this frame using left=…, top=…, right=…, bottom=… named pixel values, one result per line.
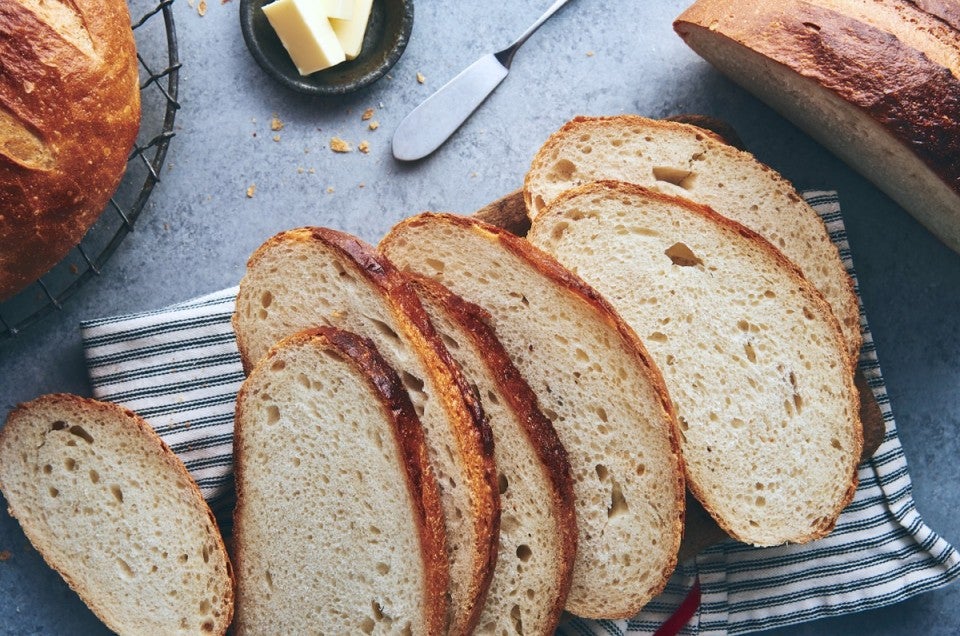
left=1, top=0, right=958, bottom=633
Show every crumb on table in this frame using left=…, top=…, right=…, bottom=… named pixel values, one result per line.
left=246, top=184, right=256, bottom=198
left=330, top=137, right=351, bottom=153
left=271, top=115, right=284, bottom=131
left=358, top=141, right=370, bottom=154
left=368, top=121, right=380, bottom=131
left=416, top=72, right=426, bottom=84
left=361, top=108, right=375, bottom=121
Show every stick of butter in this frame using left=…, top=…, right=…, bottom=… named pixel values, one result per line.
left=330, top=0, right=374, bottom=60
left=262, top=0, right=346, bottom=75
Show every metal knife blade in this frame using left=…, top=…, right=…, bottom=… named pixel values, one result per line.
left=391, top=53, right=509, bottom=162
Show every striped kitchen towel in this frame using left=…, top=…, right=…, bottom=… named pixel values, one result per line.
left=80, top=192, right=960, bottom=634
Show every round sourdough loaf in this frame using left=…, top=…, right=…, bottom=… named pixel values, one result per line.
left=0, top=0, right=141, bottom=300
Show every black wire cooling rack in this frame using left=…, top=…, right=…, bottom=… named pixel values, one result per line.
left=0, top=0, right=180, bottom=341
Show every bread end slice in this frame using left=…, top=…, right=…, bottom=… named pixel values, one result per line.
left=0, top=394, right=234, bottom=636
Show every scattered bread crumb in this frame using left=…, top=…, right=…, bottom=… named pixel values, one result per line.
left=326, top=186, right=335, bottom=194
left=0, top=551, right=11, bottom=562
left=271, top=115, right=284, bottom=131
left=330, top=137, right=351, bottom=153
left=297, top=167, right=304, bottom=174
left=272, top=134, right=281, bottom=142
left=358, top=141, right=370, bottom=154
left=308, top=168, right=316, bottom=174
left=163, top=223, right=170, bottom=231
left=246, top=184, right=256, bottom=198
left=198, top=0, right=207, bottom=16
left=416, top=72, right=426, bottom=84
left=361, top=108, right=375, bottom=121
left=368, top=121, right=380, bottom=131
left=69, top=263, right=79, bottom=275
left=586, top=50, right=594, bottom=57
left=358, top=183, right=365, bottom=188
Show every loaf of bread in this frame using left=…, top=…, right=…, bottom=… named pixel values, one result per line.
left=0, top=0, right=141, bottom=300
left=410, top=275, right=577, bottom=634
left=232, top=228, right=497, bottom=634
left=675, top=0, right=960, bottom=254
left=523, top=115, right=861, bottom=365
left=528, top=181, right=862, bottom=545
left=381, top=213, right=685, bottom=619
left=232, top=327, right=448, bottom=635
left=0, top=394, right=233, bottom=635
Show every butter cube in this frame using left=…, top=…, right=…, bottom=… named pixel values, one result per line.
left=330, top=0, right=374, bottom=60
left=262, top=0, right=346, bottom=75
left=323, top=0, right=353, bottom=20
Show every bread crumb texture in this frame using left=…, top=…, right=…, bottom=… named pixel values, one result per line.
left=330, top=137, right=352, bottom=153
left=0, top=395, right=233, bottom=635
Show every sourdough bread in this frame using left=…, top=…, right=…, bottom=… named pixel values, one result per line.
left=380, top=213, right=684, bottom=619
left=232, top=327, right=447, bottom=635
left=0, top=0, right=141, bottom=300
left=232, top=228, right=497, bottom=635
left=675, top=0, right=960, bottom=255
left=410, top=275, right=577, bottom=634
left=528, top=181, right=862, bottom=545
left=0, top=394, right=233, bottom=635
left=523, top=115, right=861, bottom=364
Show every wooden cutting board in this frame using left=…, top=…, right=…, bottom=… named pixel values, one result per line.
left=473, top=188, right=885, bottom=561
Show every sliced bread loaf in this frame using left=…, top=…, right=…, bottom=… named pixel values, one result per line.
left=528, top=181, right=862, bottom=545
left=232, top=228, right=497, bottom=635
left=0, top=394, right=234, bottom=635
left=380, top=213, right=685, bottom=619
left=232, top=327, right=447, bottom=635
left=523, top=115, right=861, bottom=365
left=410, top=275, right=577, bottom=634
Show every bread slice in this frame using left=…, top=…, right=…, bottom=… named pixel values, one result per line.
left=232, top=228, right=497, bottom=634
left=232, top=327, right=447, bottom=635
left=0, top=394, right=234, bottom=635
left=528, top=181, right=863, bottom=545
left=523, top=115, right=862, bottom=364
left=380, top=213, right=685, bottom=619
left=409, top=275, right=577, bottom=634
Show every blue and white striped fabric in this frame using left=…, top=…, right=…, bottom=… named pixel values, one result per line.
left=80, top=192, right=960, bottom=634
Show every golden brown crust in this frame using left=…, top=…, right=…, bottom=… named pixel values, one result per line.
left=542, top=181, right=863, bottom=544
left=410, top=275, right=578, bottom=632
left=0, top=0, right=141, bottom=300
left=674, top=0, right=960, bottom=207
left=236, top=227, right=498, bottom=634
left=234, top=328, right=449, bottom=634
left=0, top=393, right=234, bottom=636
left=382, top=212, right=686, bottom=610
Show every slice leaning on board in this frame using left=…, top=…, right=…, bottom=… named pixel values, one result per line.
left=523, top=115, right=862, bottom=366
left=527, top=181, right=863, bottom=545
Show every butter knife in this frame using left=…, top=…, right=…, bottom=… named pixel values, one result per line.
left=392, top=0, right=574, bottom=161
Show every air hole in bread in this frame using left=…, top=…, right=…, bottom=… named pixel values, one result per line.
left=755, top=496, right=767, bottom=507
left=510, top=604, right=524, bottom=634
left=110, top=485, right=123, bottom=503
left=51, top=420, right=67, bottom=431
left=117, top=558, right=134, bottom=578
left=664, top=242, right=703, bottom=267
left=376, top=562, right=390, bottom=575
left=652, top=166, right=697, bottom=190
left=440, top=333, right=460, bottom=351
left=64, top=457, right=76, bottom=471
left=516, top=544, right=532, bottom=563
left=270, top=359, right=286, bottom=372
left=42, top=464, right=52, bottom=474
left=648, top=331, right=668, bottom=343
left=794, top=393, right=804, bottom=414
left=636, top=463, right=646, bottom=476
left=485, top=389, right=500, bottom=406
left=803, top=306, right=815, bottom=320
left=508, top=291, right=531, bottom=307
left=744, top=341, right=757, bottom=363
left=260, top=290, right=273, bottom=308
left=595, top=464, right=609, bottom=482
left=202, top=544, right=211, bottom=564
left=731, top=418, right=745, bottom=429
left=678, top=416, right=689, bottom=431
left=400, top=372, right=427, bottom=416
left=88, top=469, right=99, bottom=484
left=595, top=406, right=609, bottom=423
left=368, top=317, right=401, bottom=342
left=608, top=477, right=629, bottom=519
left=548, top=159, right=576, bottom=181
left=201, top=620, right=215, bottom=632
left=551, top=221, right=569, bottom=241
left=360, top=617, right=375, bottom=634
left=296, top=373, right=310, bottom=389
left=48, top=486, right=59, bottom=498
left=265, top=405, right=281, bottom=425
left=498, top=473, right=509, bottom=495
left=66, top=425, right=94, bottom=444
left=332, top=261, right=355, bottom=281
